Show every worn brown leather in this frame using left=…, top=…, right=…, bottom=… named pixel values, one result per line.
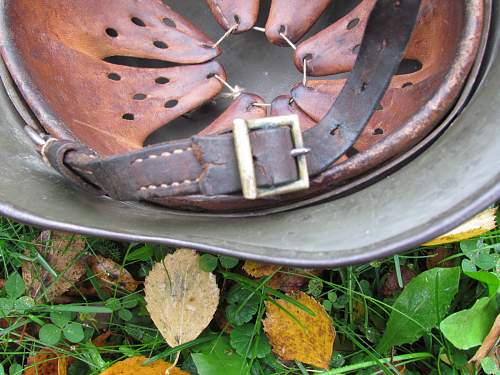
left=41, top=0, right=421, bottom=200
left=0, top=0, right=485, bottom=213
left=3, top=0, right=224, bottom=156
left=205, top=0, right=260, bottom=33
left=294, top=0, right=456, bottom=76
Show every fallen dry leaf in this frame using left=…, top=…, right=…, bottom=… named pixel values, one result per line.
left=243, top=261, right=322, bottom=293
left=268, top=269, right=323, bottom=293
left=99, top=356, right=188, bottom=375
left=243, top=261, right=280, bottom=278
left=23, top=231, right=86, bottom=302
left=24, top=349, right=68, bottom=375
left=90, top=255, right=139, bottom=292
left=423, top=207, right=497, bottom=246
left=470, top=313, right=500, bottom=368
left=144, top=249, right=219, bottom=347
left=263, top=291, right=335, bottom=369
left=93, top=331, right=113, bottom=347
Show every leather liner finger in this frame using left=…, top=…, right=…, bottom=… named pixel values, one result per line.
left=205, top=0, right=260, bottom=33
left=22, top=0, right=221, bottom=64
left=295, top=0, right=453, bottom=76
left=266, top=0, right=332, bottom=46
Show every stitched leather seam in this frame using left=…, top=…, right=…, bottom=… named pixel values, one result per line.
left=132, top=147, right=193, bottom=165
left=139, top=178, right=200, bottom=192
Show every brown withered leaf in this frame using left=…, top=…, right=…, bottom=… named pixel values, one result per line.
left=89, top=255, right=139, bottom=292
left=243, top=261, right=322, bottom=293
left=144, top=249, right=219, bottom=347
left=93, top=330, right=112, bottom=347
left=99, top=356, right=188, bottom=375
left=263, top=291, right=335, bottom=369
left=268, top=269, right=323, bottom=293
left=23, top=231, right=86, bottom=302
left=24, top=348, right=68, bottom=375
left=243, top=261, right=280, bottom=278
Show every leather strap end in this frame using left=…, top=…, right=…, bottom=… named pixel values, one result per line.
left=42, top=140, right=103, bottom=196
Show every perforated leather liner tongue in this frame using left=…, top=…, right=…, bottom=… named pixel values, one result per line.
left=205, top=0, right=260, bottom=33
left=2, top=0, right=226, bottom=156
left=265, top=0, right=332, bottom=45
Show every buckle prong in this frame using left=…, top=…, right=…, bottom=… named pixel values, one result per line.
left=233, top=115, right=310, bottom=200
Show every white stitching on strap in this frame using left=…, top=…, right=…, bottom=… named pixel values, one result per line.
left=139, top=178, right=200, bottom=192
left=132, top=147, right=192, bottom=165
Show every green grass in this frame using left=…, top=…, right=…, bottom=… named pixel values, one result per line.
left=0, top=210, right=498, bottom=375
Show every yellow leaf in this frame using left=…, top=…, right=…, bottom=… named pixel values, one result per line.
left=423, top=208, right=497, bottom=246
left=263, top=291, right=335, bottom=369
left=144, top=249, right=219, bottom=347
left=99, top=356, right=188, bottom=375
left=22, top=231, right=86, bottom=302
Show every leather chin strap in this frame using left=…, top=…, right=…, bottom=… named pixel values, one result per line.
left=44, top=0, right=421, bottom=202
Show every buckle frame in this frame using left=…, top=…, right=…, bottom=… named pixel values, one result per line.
left=233, top=115, right=310, bottom=200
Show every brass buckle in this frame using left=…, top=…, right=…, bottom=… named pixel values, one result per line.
left=233, top=115, right=310, bottom=200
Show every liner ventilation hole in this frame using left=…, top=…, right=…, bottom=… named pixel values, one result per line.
left=162, top=18, right=176, bottom=28
left=402, top=82, right=414, bottom=88
left=347, top=18, right=360, bottom=30
left=107, top=73, right=121, bottom=81
left=373, top=128, right=384, bottom=135
left=397, top=59, right=423, bottom=75
left=131, top=17, right=146, bottom=27
left=153, top=41, right=168, bottom=49
left=133, top=94, right=147, bottom=100
left=123, top=113, right=135, bottom=121
left=106, top=28, right=118, bottom=38
left=155, top=77, right=170, bottom=84
left=164, top=100, right=179, bottom=108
